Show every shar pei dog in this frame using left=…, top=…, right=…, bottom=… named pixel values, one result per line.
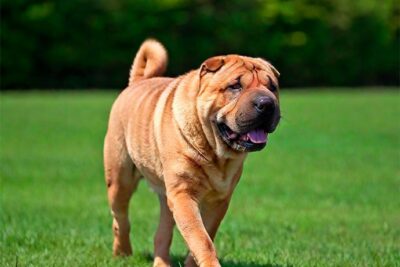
left=104, top=39, right=280, bottom=267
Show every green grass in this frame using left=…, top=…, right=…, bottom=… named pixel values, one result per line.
left=1, top=89, right=399, bottom=267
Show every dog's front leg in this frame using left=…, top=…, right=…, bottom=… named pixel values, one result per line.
left=184, top=198, right=231, bottom=267
left=167, top=189, right=220, bottom=267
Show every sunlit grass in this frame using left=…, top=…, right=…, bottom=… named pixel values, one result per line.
left=1, top=89, right=399, bottom=266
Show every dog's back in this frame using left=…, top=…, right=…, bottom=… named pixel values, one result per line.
left=105, top=40, right=175, bottom=194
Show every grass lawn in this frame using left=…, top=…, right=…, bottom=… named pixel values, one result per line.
left=1, top=89, right=399, bottom=267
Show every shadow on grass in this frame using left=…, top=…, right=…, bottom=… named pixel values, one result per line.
left=141, top=252, right=288, bottom=267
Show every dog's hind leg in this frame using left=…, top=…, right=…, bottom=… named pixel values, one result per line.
left=104, top=133, right=141, bottom=256
left=153, top=194, right=175, bottom=267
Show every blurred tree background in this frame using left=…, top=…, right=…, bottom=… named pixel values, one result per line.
left=1, top=0, right=399, bottom=89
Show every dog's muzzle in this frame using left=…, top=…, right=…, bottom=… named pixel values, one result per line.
left=216, top=95, right=280, bottom=152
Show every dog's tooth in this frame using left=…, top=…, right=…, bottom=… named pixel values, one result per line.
left=240, top=134, right=247, bottom=141
left=228, top=132, right=238, bottom=139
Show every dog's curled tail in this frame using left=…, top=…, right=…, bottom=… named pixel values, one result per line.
left=128, top=39, right=168, bottom=86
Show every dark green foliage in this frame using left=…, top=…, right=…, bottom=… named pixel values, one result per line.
left=1, top=0, right=399, bottom=89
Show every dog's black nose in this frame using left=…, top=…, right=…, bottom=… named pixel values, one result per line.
left=253, top=96, right=275, bottom=114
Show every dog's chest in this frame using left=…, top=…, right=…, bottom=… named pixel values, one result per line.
left=203, top=157, right=244, bottom=197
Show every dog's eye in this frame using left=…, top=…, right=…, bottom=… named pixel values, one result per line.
left=270, top=83, right=277, bottom=92
left=227, top=82, right=242, bottom=92
left=268, top=77, right=278, bottom=92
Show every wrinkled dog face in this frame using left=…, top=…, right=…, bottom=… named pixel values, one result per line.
left=198, top=55, right=280, bottom=152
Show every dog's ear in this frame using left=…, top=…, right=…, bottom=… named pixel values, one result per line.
left=270, top=64, right=280, bottom=78
left=200, top=56, right=225, bottom=77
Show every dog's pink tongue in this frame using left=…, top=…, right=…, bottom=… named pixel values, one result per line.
left=247, top=129, right=267, bottom=143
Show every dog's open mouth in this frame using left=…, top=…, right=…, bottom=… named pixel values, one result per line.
left=217, top=123, right=268, bottom=152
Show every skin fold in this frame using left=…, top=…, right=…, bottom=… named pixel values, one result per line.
left=104, top=39, right=280, bottom=267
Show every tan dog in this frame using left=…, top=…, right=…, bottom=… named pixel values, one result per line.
left=104, top=39, right=280, bottom=267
